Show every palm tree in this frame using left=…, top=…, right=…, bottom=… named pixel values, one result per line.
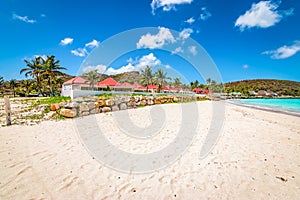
left=20, top=57, right=43, bottom=95
left=206, top=78, right=211, bottom=86
left=174, top=77, right=181, bottom=88
left=83, top=70, right=100, bottom=90
left=20, top=80, right=32, bottom=96
left=9, top=79, right=17, bottom=97
left=155, top=69, right=169, bottom=93
left=41, top=56, right=66, bottom=96
left=140, top=66, right=154, bottom=92
left=0, top=76, right=4, bottom=96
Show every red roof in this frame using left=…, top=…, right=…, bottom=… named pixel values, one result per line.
left=147, top=84, right=157, bottom=89
left=98, top=77, right=118, bottom=86
left=63, top=76, right=89, bottom=85
left=116, top=82, right=133, bottom=87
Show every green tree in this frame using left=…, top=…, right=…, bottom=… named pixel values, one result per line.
left=83, top=70, right=100, bottom=90
left=20, top=80, right=32, bottom=96
left=20, top=57, right=43, bottom=95
left=140, top=66, right=154, bottom=92
left=174, top=77, right=181, bottom=88
left=9, top=79, right=17, bottom=97
left=41, top=56, right=66, bottom=96
left=206, top=78, right=212, bottom=86
left=154, top=69, right=169, bottom=93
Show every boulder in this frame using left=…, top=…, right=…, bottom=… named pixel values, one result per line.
left=89, top=109, right=97, bottom=114
left=147, top=99, right=154, bottom=105
left=60, top=109, right=77, bottom=118
left=59, top=102, right=67, bottom=107
left=102, top=107, right=111, bottom=112
left=87, top=102, right=95, bottom=110
left=140, top=100, right=147, bottom=106
left=96, top=99, right=106, bottom=107
left=154, top=99, right=161, bottom=104
left=105, top=99, right=114, bottom=106
left=81, top=111, right=90, bottom=116
left=73, top=97, right=85, bottom=103
left=50, top=103, right=60, bottom=111
left=119, top=103, right=127, bottom=110
left=64, top=102, right=79, bottom=109
left=111, top=105, right=119, bottom=111
left=79, top=104, right=89, bottom=112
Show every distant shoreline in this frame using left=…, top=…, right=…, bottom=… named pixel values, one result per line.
left=227, top=99, right=300, bottom=117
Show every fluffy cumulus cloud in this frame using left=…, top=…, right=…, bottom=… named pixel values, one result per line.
left=137, top=27, right=175, bottom=49
left=179, top=28, right=193, bottom=40
left=235, top=1, right=294, bottom=31
left=71, top=48, right=88, bottom=57
left=151, top=0, right=193, bottom=14
left=71, top=39, right=100, bottom=57
left=185, top=17, right=195, bottom=24
left=262, top=41, right=300, bottom=59
left=172, top=47, right=184, bottom=54
left=200, top=7, right=212, bottom=21
left=85, top=39, right=100, bottom=48
left=60, top=37, right=74, bottom=46
left=189, top=46, right=197, bottom=55
left=12, top=13, right=36, bottom=23
left=83, top=53, right=165, bottom=75
left=81, top=64, right=107, bottom=73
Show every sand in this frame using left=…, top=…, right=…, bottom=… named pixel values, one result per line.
left=0, top=101, right=299, bottom=199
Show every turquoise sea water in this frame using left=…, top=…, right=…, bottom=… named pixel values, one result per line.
left=231, top=98, right=300, bottom=113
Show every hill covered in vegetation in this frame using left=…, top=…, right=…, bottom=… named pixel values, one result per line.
left=224, top=79, right=300, bottom=96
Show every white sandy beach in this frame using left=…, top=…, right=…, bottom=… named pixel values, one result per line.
left=0, top=101, right=299, bottom=199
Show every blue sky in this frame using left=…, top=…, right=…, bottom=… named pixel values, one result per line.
left=0, top=0, right=299, bottom=83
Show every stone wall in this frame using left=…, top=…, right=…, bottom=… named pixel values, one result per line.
left=50, top=95, right=204, bottom=118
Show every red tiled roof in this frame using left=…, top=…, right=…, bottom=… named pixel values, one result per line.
left=98, top=77, right=118, bottom=86
left=63, top=76, right=89, bottom=85
left=117, top=82, right=133, bottom=87
left=147, top=84, right=157, bottom=89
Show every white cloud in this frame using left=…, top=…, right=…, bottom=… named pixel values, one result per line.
left=71, top=48, right=88, bottom=57
left=12, top=13, right=36, bottom=23
left=81, top=64, right=107, bottom=73
left=151, top=0, right=193, bottom=14
left=243, top=64, right=249, bottom=69
left=200, top=7, right=212, bottom=21
left=85, top=39, right=100, bottom=48
left=185, top=17, right=195, bottom=24
left=262, top=41, right=300, bottom=59
left=235, top=1, right=294, bottom=31
left=189, top=46, right=197, bottom=55
left=106, top=63, right=135, bottom=75
left=60, top=37, right=74, bottom=46
left=137, top=27, right=175, bottom=49
left=80, top=53, right=171, bottom=75
left=172, top=47, right=184, bottom=54
left=179, top=28, right=193, bottom=40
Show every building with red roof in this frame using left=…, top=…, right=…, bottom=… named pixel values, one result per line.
left=97, top=77, right=118, bottom=87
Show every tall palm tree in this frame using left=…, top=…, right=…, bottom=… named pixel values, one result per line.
left=174, top=77, right=181, bottom=88
left=83, top=70, right=100, bottom=90
left=140, top=66, right=154, bottom=92
left=9, top=79, right=17, bottom=97
left=20, top=57, right=43, bottom=95
left=206, top=78, right=212, bottom=86
left=155, top=69, right=169, bottom=93
left=20, top=80, right=32, bottom=96
left=41, top=56, right=66, bottom=96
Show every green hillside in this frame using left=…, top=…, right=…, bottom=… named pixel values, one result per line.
left=224, top=79, right=300, bottom=96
